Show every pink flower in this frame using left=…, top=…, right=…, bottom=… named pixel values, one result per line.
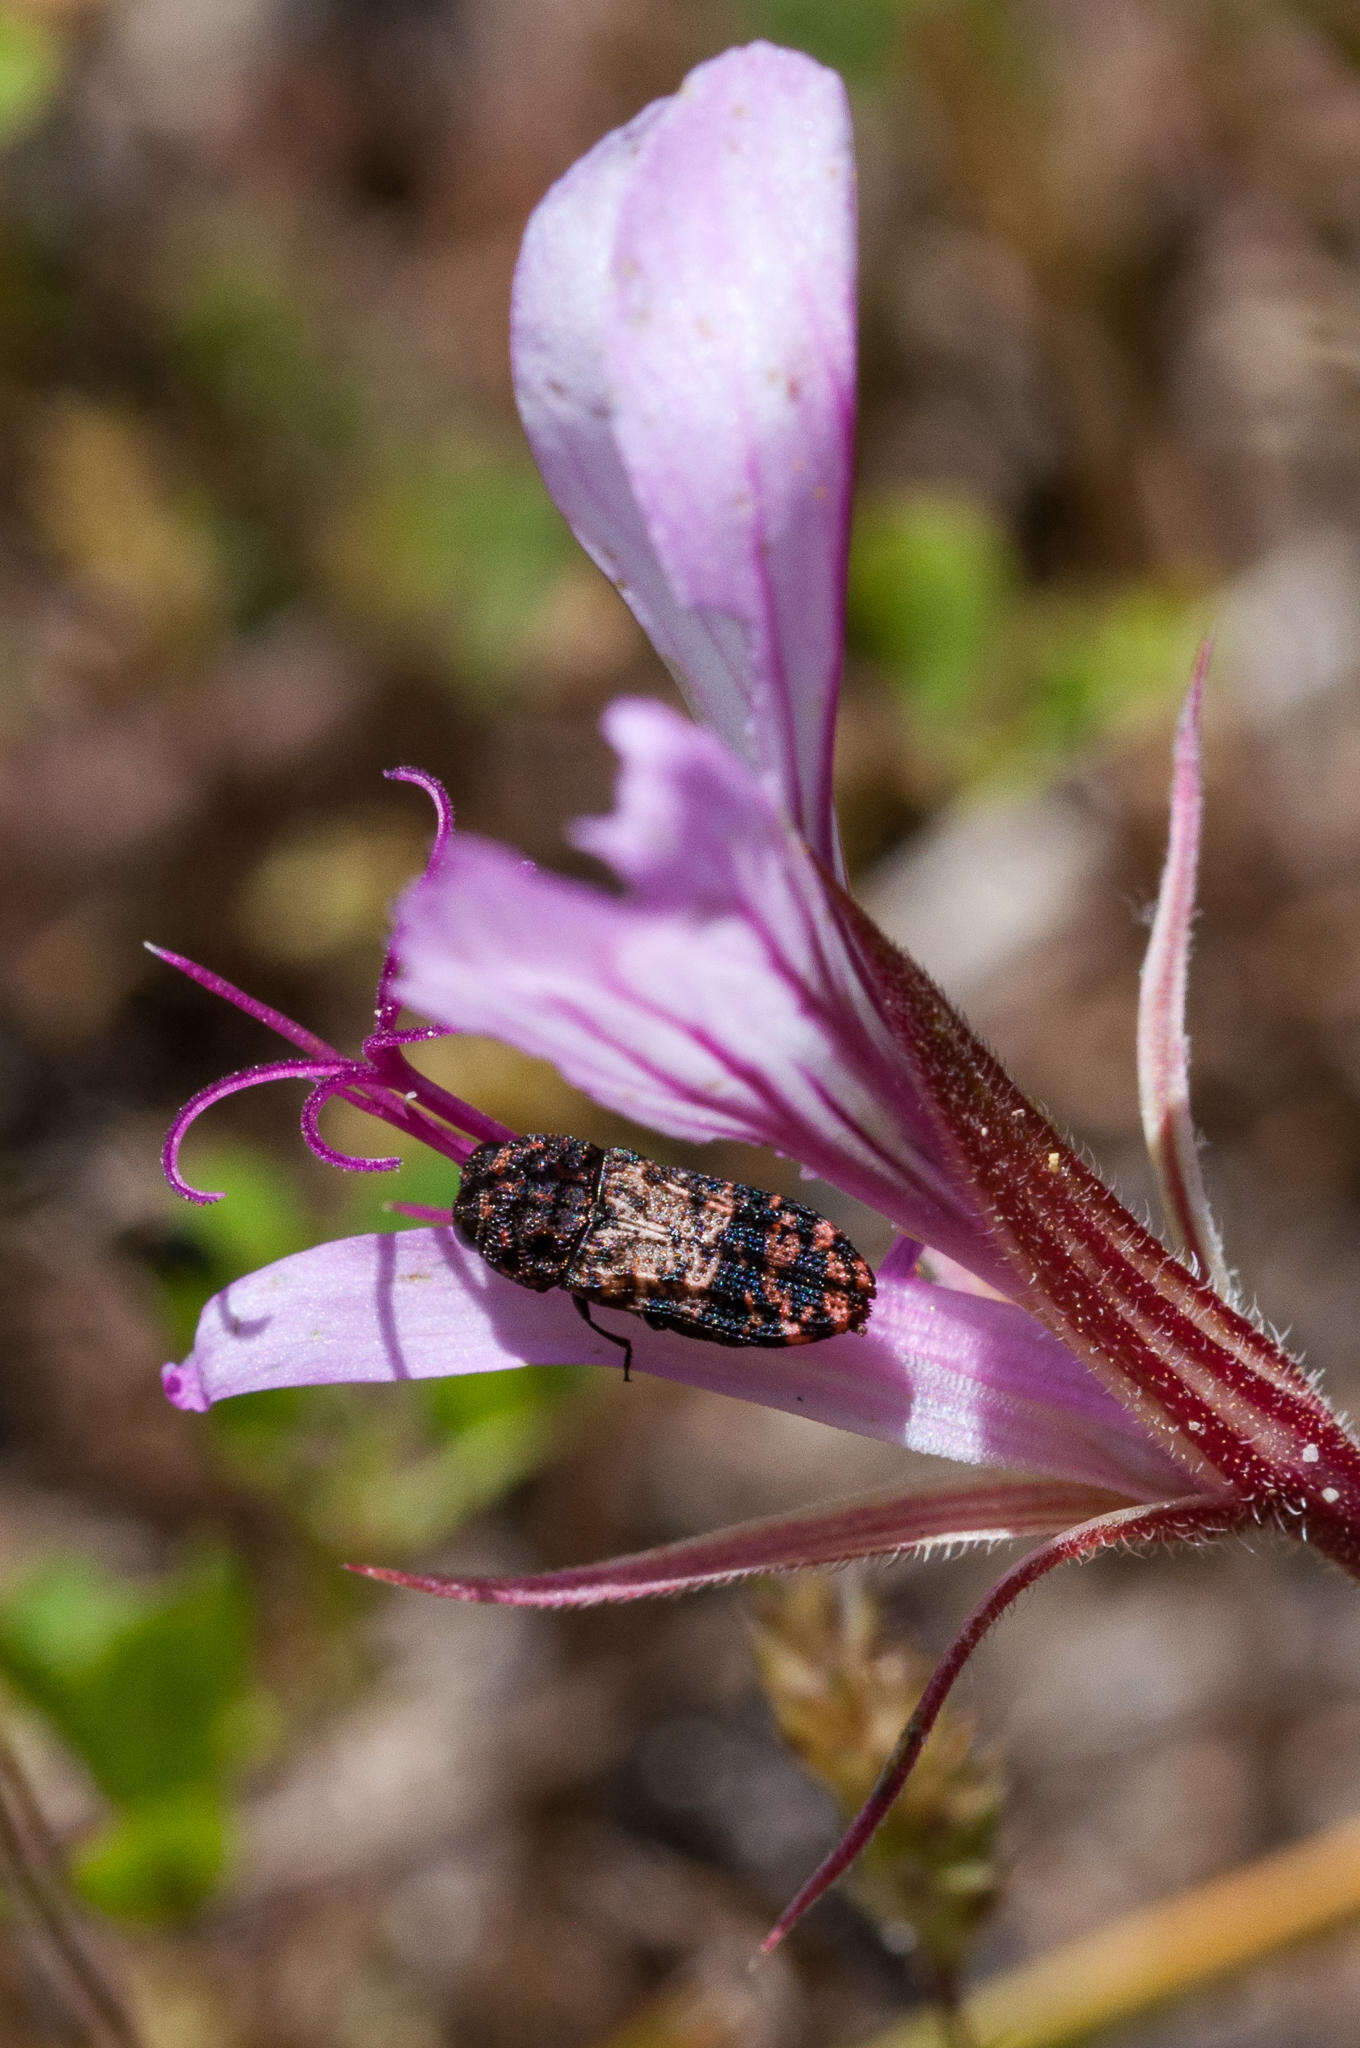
left=156, top=45, right=1360, bottom=1952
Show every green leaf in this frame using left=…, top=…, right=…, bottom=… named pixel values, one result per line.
left=171, top=242, right=362, bottom=459
left=848, top=492, right=1017, bottom=716
left=340, top=1141, right=461, bottom=1240
left=1024, top=586, right=1202, bottom=753
left=146, top=1140, right=314, bottom=1356
left=323, top=435, right=574, bottom=687
left=0, top=6, right=63, bottom=146
left=209, top=1354, right=581, bottom=1556
left=313, top=1397, right=568, bottom=1553
left=73, top=1789, right=230, bottom=1922
left=738, top=0, right=901, bottom=77
left=0, top=1550, right=254, bottom=1807
left=169, top=1141, right=313, bottom=1278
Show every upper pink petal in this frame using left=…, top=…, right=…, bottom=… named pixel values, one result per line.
left=512, top=43, right=854, bottom=864
left=397, top=701, right=1004, bottom=1287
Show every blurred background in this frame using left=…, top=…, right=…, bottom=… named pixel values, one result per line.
left=0, top=0, right=1359, bottom=2041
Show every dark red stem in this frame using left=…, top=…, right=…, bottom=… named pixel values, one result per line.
left=760, top=1493, right=1249, bottom=1954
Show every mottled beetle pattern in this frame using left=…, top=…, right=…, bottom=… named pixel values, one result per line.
left=453, top=1135, right=876, bottom=1375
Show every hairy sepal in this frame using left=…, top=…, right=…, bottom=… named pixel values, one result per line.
left=841, top=895, right=1360, bottom=1561
left=1137, top=647, right=1231, bottom=1294
left=346, top=1479, right=1127, bottom=1608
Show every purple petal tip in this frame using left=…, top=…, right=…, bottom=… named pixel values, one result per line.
left=162, top=1361, right=209, bottom=1413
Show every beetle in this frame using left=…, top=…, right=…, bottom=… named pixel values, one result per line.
left=452, top=1134, right=876, bottom=1378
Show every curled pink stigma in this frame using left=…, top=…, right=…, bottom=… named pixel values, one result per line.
left=383, top=766, right=454, bottom=863
left=165, top=1059, right=351, bottom=1203
left=154, top=764, right=517, bottom=1195
left=384, top=1201, right=457, bottom=1224
left=300, top=1075, right=403, bottom=1174
left=375, top=769, right=455, bottom=1031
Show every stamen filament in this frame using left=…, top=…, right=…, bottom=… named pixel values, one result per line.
left=375, top=1055, right=515, bottom=1148
left=146, top=946, right=340, bottom=1062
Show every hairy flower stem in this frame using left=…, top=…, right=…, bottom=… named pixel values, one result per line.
left=844, top=892, right=1360, bottom=1523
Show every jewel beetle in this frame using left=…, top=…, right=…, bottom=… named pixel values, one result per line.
left=452, top=1134, right=876, bottom=1378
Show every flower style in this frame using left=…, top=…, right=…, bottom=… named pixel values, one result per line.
left=157, top=44, right=1360, bottom=1953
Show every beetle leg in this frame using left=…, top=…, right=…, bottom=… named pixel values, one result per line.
left=572, top=1295, right=633, bottom=1382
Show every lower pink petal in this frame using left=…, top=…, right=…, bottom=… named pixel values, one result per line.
left=165, top=1228, right=1180, bottom=1497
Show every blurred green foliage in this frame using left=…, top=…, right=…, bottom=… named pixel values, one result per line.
left=0, top=1550, right=257, bottom=1919
left=324, top=435, right=575, bottom=686
left=740, top=0, right=903, bottom=76
left=848, top=489, right=1204, bottom=787
left=151, top=1141, right=314, bottom=1364
left=850, top=494, right=1018, bottom=720
left=171, top=237, right=365, bottom=470
left=0, top=4, right=63, bottom=147
left=169, top=231, right=574, bottom=688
